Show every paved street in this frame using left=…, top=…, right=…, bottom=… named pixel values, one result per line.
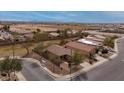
left=85, top=30, right=124, bottom=37
left=74, top=37, right=124, bottom=81
left=21, top=59, right=54, bottom=81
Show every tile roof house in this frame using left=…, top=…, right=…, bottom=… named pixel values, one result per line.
left=44, top=45, right=72, bottom=56
left=65, top=42, right=96, bottom=57
left=43, top=45, right=73, bottom=73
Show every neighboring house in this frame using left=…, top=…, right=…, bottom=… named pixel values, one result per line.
left=86, top=35, right=104, bottom=42
left=65, top=41, right=96, bottom=57
left=0, top=30, right=13, bottom=40
left=67, top=30, right=78, bottom=35
left=94, top=35, right=106, bottom=40
left=48, top=32, right=60, bottom=38
left=77, top=38, right=103, bottom=46
left=15, top=35, right=26, bottom=42
left=0, top=36, right=5, bottom=41
left=23, top=33, right=34, bottom=40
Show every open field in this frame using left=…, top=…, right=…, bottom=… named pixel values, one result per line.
left=10, top=24, right=58, bottom=33
left=0, top=23, right=102, bottom=34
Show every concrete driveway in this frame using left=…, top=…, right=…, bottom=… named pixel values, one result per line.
left=74, top=37, right=124, bottom=81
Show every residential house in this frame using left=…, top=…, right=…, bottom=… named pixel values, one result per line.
left=86, top=35, right=104, bottom=42
left=94, top=35, right=106, bottom=40
left=77, top=38, right=103, bottom=46
left=0, top=30, right=13, bottom=40
left=15, top=35, right=26, bottom=42
left=67, top=30, right=78, bottom=35
left=65, top=41, right=96, bottom=57
left=23, top=33, right=34, bottom=40
left=48, top=32, right=60, bottom=38
left=43, top=45, right=72, bottom=72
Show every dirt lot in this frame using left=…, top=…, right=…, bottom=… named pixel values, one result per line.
left=0, top=23, right=102, bottom=34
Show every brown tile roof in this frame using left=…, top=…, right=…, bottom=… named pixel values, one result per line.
left=65, top=42, right=96, bottom=53
left=45, top=45, right=72, bottom=56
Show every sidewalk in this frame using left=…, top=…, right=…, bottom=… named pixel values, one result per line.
left=16, top=72, right=26, bottom=81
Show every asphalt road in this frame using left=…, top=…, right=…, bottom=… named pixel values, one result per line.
left=21, top=59, right=53, bottom=81
left=85, top=30, right=124, bottom=37
left=74, top=37, right=124, bottom=81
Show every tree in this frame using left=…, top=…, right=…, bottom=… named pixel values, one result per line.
left=36, top=28, right=41, bottom=33
left=103, top=37, right=114, bottom=48
left=69, top=52, right=84, bottom=80
left=72, top=52, right=84, bottom=65
left=57, top=29, right=63, bottom=38
left=33, top=32, right=48, bottom=42
left=77, top=31, right=82, bottom=37
left=0, top=57, right=22, bottom=79
left=33, top=42, right=45, bottom=55
left=59, top=39, right=67, bottom=45
left=11, top=59, right=22, bottom=75
left=22, top=42, right=33, bottom=55
left=32, top=31, right=37, bottom=35
left=2, top=25, right=10, bottom=31
left=62, top=29, right=68, bottom=38
left=80, top=32, right=89, bottom=38
left=0, top=57, right=11, bottom=77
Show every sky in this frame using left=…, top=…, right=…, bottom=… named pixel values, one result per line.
left=0, top=11, right=124, bottom=23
